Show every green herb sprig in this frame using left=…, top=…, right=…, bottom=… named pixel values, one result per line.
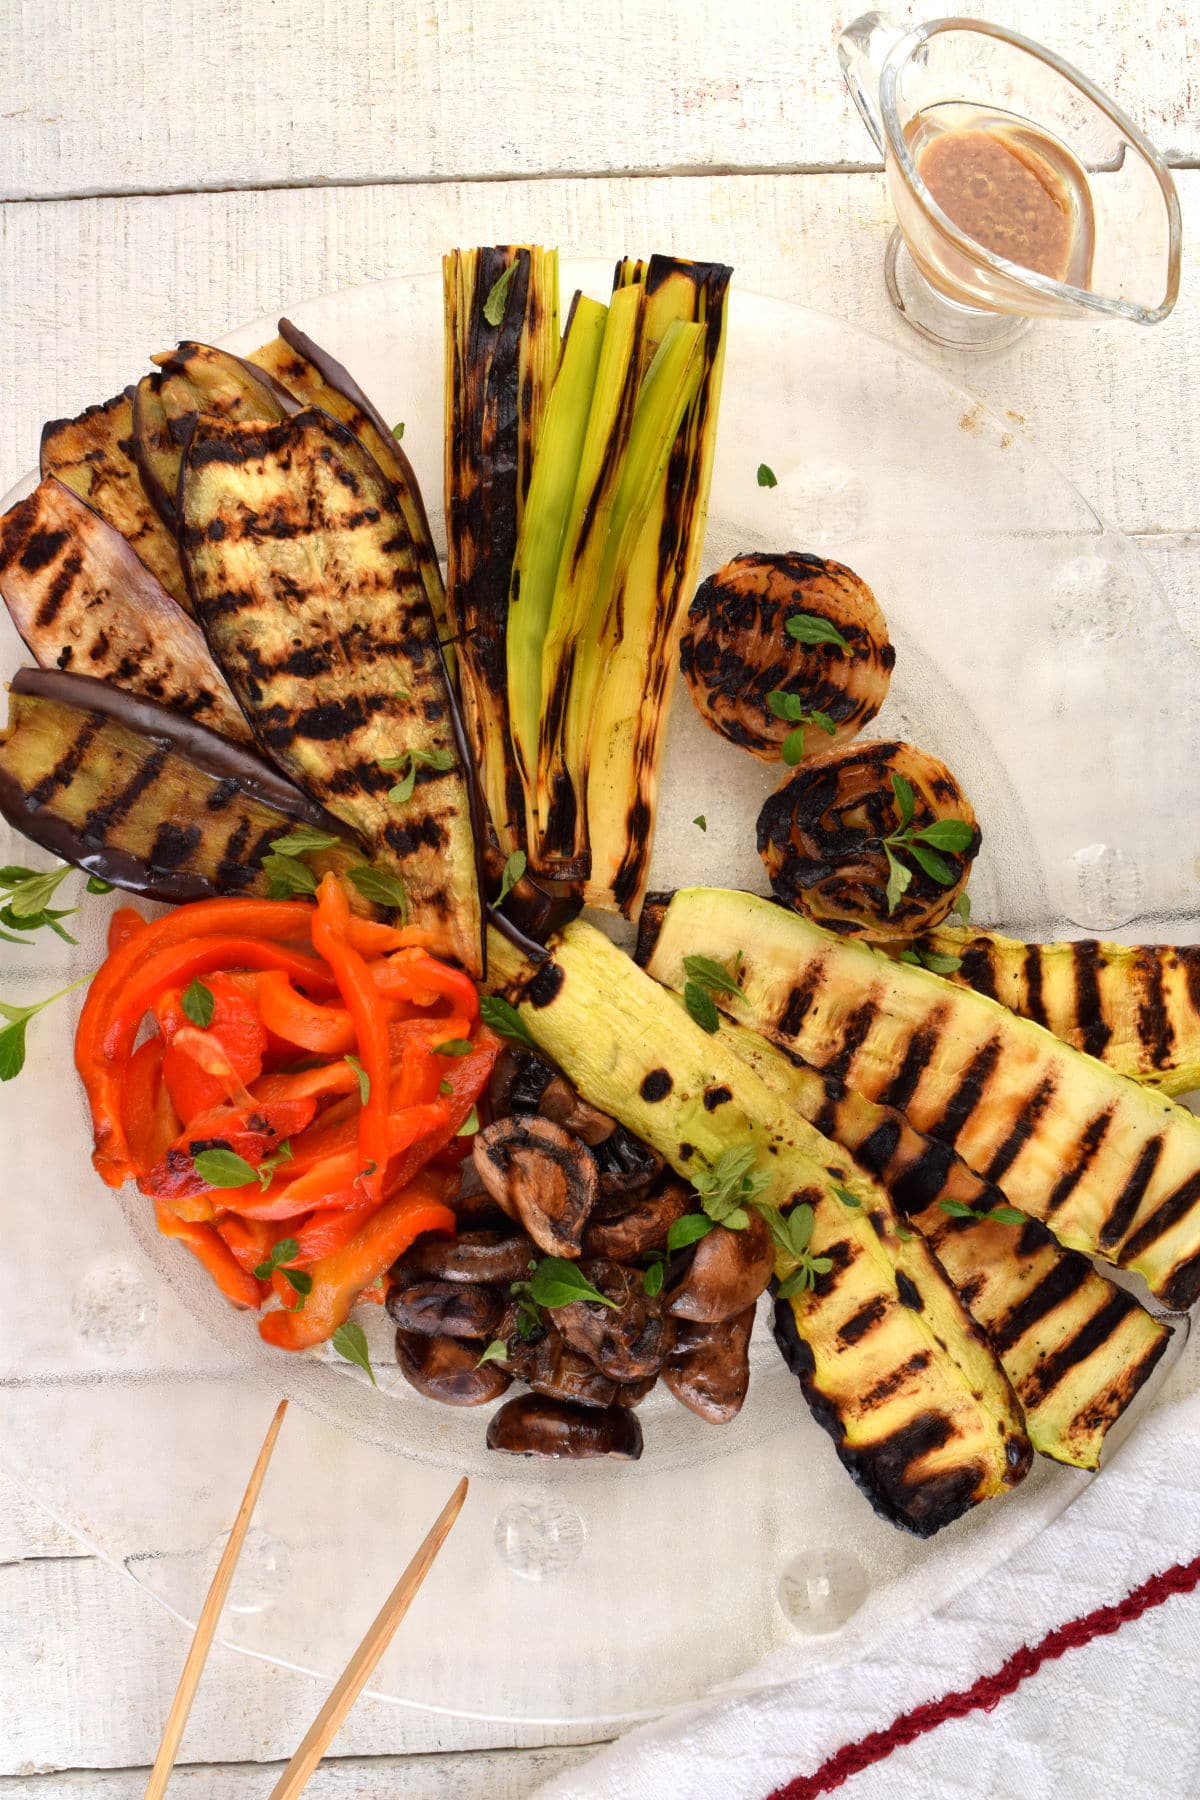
left=939, top=1198, right=1028, bottom=1226
left=882, top=775, right=975, bottom=914
left=757, top=462, right=778, bottom=488
left=681, top=950, right=745, bottom=1034
left=786, top=612, right=850, bottom=655
left=0, top=974, right=92, bottom=1082
left=479, top=994, right=537, bottom=1049
left=331, top=1320, right=377, bottom=1385
left=483, top=261, right=519, bottom=326
left=0, top=864, right=79, bottom=945
left=763, top=1203, right=834, bottom=1298
left=690, top=1144, right=772, bottom=1233
left=252, top=1235, right=312, bottom=1308
left=767, top=689, right=837, bottom=767
left=380, top=746, right=455, bottom=805
left=897, top=946, right=964, bottom=975
left=495, top=850, right=526, bottom=906
left=181, top=978, right=215, bottom=1028
left=347, top=865, right=408, bottom=917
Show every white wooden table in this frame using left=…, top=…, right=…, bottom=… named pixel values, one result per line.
left=2, top=2, right=1197, bottom=1792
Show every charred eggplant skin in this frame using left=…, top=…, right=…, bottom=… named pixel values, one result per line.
left=0, top=668, right=355, bottom=903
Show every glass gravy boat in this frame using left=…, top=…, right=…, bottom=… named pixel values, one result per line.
left=839, top=12, right=1182, bottom=349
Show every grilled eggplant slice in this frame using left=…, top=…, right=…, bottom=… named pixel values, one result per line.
left=646, top=888, right=1200, bottom=1311
left=487, top=917, right=1030, bottom=1536
left=721, top=1023, right=1169, bottom=1468
left=40, top=390, right=189, bottom=610
left=444, top=246, right=560, bottom=853
left=131, top=373, right=181, bottom=530
left=681, top=553, right=894, bottom=762
left=757, top=739, right=979, bottom=937
left=152, top=341, right=299, bottom=513
left=896, top=924, right=1200, bottom=1097
left=0, top=668, right=357, bottom=902
left=0, top=477, right=252, bottom=745
left=179, top=408, right=483, bottom=972
left=247, top=319, right=450, bottom=654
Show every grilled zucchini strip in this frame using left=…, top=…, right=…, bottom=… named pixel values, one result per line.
left=487, top=917, right=1030, bottom=1537
left=444, top=246, right=560, bottom=852
left=0, top=669, right=359, bottom=904
left=0, top=477, right=252, bottom=745
left=897, top=924, right=1200, bottom=1097
left=179, top=408, right=483, bottom=973
left=646, top=888, right=1200, bottom=1310
left=584, top=256, right=731, bottom=917
left=507, top=294, right=608, bottom=854
left=40, top=390, right=189, bottom=610
left=720, top=1024, right=1170, bottom=1469
left=247, top=319, right=451, bottom=660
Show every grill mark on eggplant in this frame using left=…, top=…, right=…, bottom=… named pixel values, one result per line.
left=930, top=1037, right=1002, bottom=1145
left=1071, top=940, right=1111, bottom=1059
left=990, top=1254, right=1093, bottom=1354
left=1046, top=1108, right=1115, bottom=1215
left=982, top=1075, right=1058, bottom=1184
left=1098, top=1135, right=1165, bottom=1249
left=81, top=747, right=171, bottom=837
left=27, top=717, right=99, bottom=806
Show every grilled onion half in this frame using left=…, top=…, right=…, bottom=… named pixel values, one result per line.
left=757, top=739, right=980, bottom=937
left=680, top=552, right=893, bottom=762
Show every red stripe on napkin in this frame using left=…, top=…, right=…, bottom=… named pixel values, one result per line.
left=767, top=1550, right=1200, bottom=1800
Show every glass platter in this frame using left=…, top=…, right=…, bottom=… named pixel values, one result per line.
left=1, top=265, right=1196, bottom=1727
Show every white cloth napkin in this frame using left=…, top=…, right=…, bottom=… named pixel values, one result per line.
left=535, top=1341, right=1200, bottom=1800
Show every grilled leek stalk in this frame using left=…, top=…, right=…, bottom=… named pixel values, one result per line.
left=40, top=390, right=188, bottom=610
left=721, top=1024, right=1169, bottom=1469
left=507, top=294, right=608, bottom=854
left=179, top=408, right=483, bottom=972
left=584, top=256, right=731, bottom=916
left=487, top=917, right=1030, bottom=1536
left=645, top=888, right=1200, bottom=1311
left=536, top=307, right=704, bottom=875
left=897, top=924, right=1200, bottom=1097
left=444, top=246, right=560, bottom=851
left=0, top=669, right=358, bottom=903
left=247, top=319, right=451, bottom=658
left=0, top=477, right=251, bottom=745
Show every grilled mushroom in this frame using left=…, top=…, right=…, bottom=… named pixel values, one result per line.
left=680, top=552, right=893, bottom=762
left=593, top=1126, right=664, bottom=1199
left=395, top=1330, right=513, bottom=1405
left=582, top=1180, right=691, bottom=1260
left=756, top=738, right=980, bottom=937
left=526, top=1325, right=622, bottom=1409
left=663, top=1306, right=755, bottom=1422
left=537, top=1076, right=616, bottom=1146
left=391, top=1228, right=535, bottom=1287
left=666, top=1212, right=774, bottom=1323
left=486, top=1393, right=644, bottom=1460
left=550, top=1258, right=667, bottom=1381
left=473, top=1115, right=598, bottom=1256
left=386, top=1279, right=506, bottom=1340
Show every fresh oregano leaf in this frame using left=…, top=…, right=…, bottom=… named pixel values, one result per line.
left=331, top=1321, right=377, bottom=1385
left=181, top=977, right=215, bottom=1028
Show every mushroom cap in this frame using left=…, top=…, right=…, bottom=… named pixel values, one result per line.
left=386, top=1279, right=506, bottom=1340
left=392, top=1228, right=535, bottom=1287
left=550, top=1257, right=667, bottom=1381
left=666, top=1212, right=775, bottom=1323
left=394, top=1330, right=513, bottom=1406
left=486, top=1393, right=644, bottom=1459
left=473, top=1115, right=598, bottom=1257
left=582, top=1180, right=691, bottom=1261
left=663, top=1305, right=756, bottom=1423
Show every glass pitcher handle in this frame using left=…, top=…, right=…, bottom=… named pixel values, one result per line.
left=837, top=11, right=910, bottom=157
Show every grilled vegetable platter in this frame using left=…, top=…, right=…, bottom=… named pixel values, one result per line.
left=0, top=249, right=1192, bottom=1546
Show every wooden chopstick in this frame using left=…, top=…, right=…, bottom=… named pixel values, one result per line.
left=267, top=1475, right=470, bottom=1800
left=144, top=1397, right=289, bottom=1800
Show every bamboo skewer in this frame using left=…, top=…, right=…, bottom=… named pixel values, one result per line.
left=144, top=1397, right=289, bottom=1800
left=268, top=1475, right=470, bottom=1799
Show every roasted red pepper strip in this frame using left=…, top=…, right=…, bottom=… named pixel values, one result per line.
left=159, top=973, right=268, bottom=1123
left=228, top=1102, right=450, bottom=1219
left=120, top=1036, right=180, bottom=1173
left=155, top=1202, right=263, bottom=1310
left=83, top=934, right=332, bottom=1187
left=312, top=875, right=391, bottom=1206
left=372, top=949, right=479, bottom=1021
left=140, top=1091, right=319, bottom=1209
left=259, top=1169, right=456, bottom=1351
left=254, top=971, right=358, bottom=1056
left=215, top=1214, right=275, bottom=1279
left=342, top=919, right=437, bottom=956
left=108, top=906, right=147, bottom=955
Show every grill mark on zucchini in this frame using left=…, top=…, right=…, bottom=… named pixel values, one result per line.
left=1137, top=953, right=1174, bottom=1070
left=1098, top=1136, right=1165, bottom=1249
left=1045, top=1108, right=1115, bottom=1214
left=859, top=1351, right=931, bottom=1410
left=960, top=941, right=998, bottom=1000
left=837, top=1295, right=888, bottom=1346
left=1119, top=1170, right=1200, bottom=1265
left=982, top=1075, right=1058, bottom=1184
left=991, top=1256, right=1092, bottom=1354
left=878, top=1019, right=943, bottom=1112
left=779, top=962, right=827, bottom=1036
left=1021, top=1292, right=1142, bottom=1407
left=931, top=1037, right=1002, bottom=1145
left=824, top=997, right=881, bottom=1083
left=1072, top=940, right=1111, bottom=1059
left=1022, top=945, right=1048, bottom=1027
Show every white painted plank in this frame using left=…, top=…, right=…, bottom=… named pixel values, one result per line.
left=2, top=171, right=1199, bottom=552
left=0, top=1554, right=604, bottom=1774
left=1, top=0, right=1194, bottom=201
left=0, top=1747, right=594, bottom=1796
